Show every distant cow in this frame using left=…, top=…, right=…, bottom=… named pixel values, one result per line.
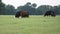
left=15, top=10, right=29, bottom=18
left=44, top=10, right=56, bottom=17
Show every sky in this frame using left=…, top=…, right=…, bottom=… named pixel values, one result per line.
left=2, top=0, right=60, bottom=8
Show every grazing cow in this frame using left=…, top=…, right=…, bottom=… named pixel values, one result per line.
left=15, top=10, right=29, bottom=18
left=20, top=11, right=29, bottom=18
left=15, top=11, right=21, bottom=18
left=44, top=10, right=56, bottom=17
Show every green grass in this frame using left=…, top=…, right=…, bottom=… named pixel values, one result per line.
left=0, top=15, right=60, bottom=34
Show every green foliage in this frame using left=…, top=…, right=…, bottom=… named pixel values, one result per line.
left=53, top=6, right=60, bottom=15
left=0, top=15, right=60, bottom=34
left=0, top=1, right=60, bottom=15
left=17, top=4, right=37, bottom=15
left=25, top=2, right=31, bottom=6
left=0, top=0, right=1, bottom=2
left=31, top=3, right=37, bottom=8
left=0, top=0, right=5, bottom=15
left=0, top=0, right=16, bottom=15
left=37, top=5, right=53, bottom=14
left=5, top=5, right=16, bottom=15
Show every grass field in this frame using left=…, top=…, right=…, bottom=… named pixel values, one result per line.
left=0, top=15, right=60, bottom=34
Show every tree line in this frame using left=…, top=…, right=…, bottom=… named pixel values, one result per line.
left=0, top=0, right=60, bottom=15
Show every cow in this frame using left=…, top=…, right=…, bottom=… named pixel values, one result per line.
left=15, top=11, right=21, bottom=18
left=15, top=10, right=29, bottom=18
left=44, top=10, right=56, bottom=17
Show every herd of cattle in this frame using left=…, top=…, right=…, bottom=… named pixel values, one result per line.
left=15, top=10, right=56, bottom=18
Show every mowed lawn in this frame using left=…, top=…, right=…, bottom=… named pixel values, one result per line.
left=0, top=15, right=60, bottom=34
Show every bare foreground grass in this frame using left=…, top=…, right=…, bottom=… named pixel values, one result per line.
left=0, top=15, right=60, bottom=34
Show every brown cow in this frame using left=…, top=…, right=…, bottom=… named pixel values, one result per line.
left=20, top=11, right=29, bottom=18
left=15, top=10, right=29, bottom=18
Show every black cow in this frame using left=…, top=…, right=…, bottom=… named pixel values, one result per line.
left=15, top=10, right=29, bottom=18
left=44, top=10, right=56, bottom=17
left=15, top=11, right=21, bottom=18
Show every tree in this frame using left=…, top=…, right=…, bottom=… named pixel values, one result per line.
left=53, top=5, right=60, bottom=15
left=31, top=3, right=37, bottom=8
left=0, top=0, right=1, bottom=2
left=5, top=5, right=16, bottom=15
left=17, top=2, right=37, bottom=15
left=0, top=0, right=5, bottom=15
left=24, top=2, right=31, bottom=6
left=37, top=5, right=53, bottom=15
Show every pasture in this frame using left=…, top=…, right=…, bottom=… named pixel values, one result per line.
left=0, top=15, right=60, bottom=34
